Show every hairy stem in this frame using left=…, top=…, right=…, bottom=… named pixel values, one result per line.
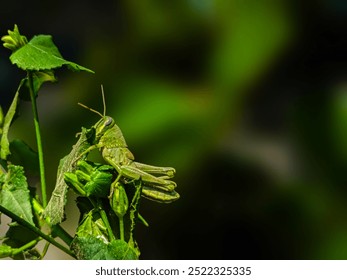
left=32, top=197, right=73, bottom=245
left=27, top=72, right=47, bottom=207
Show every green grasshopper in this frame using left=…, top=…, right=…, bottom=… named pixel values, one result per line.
left=44, top=126, right=95, bottom=225
left=78, top=91, right=179, bottom=203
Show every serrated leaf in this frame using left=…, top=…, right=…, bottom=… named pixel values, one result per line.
left=10, top=35, right=94, bottom=73
left=71, top=235, right=138, bottom=260
left=0, top=165, right=34, bottom=225
left=44, top=126, right=96, bottom=225
left=108, top=239, right=139, bottom=260
left=0, top=81, right=22, bottom=160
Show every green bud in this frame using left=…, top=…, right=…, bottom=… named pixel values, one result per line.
left=110, top=182, right=128, bottom=218
left=1, top=25, right=28, bottom=52
left=0, top=244, right=13, bottom=258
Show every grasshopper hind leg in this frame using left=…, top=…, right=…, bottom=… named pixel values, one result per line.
left=112, top=164, right=177, bottom=192
left=132, top=162, right=175, bottom=178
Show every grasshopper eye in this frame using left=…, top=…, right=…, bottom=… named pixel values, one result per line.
left=105, top=117, right=114, bottom=127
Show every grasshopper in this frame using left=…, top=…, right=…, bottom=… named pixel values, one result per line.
left=44, top=126, right=95, bottom=225
left=78, top=88, right=179, bottom=202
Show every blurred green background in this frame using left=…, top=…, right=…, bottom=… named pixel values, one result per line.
left=1, top=0, right=347, bottom=259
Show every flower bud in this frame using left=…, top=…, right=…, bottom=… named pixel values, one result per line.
left=110, top=182, right=128, bottom=218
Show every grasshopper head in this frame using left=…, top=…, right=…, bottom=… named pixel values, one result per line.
left=94, top=116, right=115, bottom=140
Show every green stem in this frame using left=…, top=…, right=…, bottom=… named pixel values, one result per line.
left=52, top=225, right=74, bottom=246
left=119, top=217, right=124, bottom=241
left=27, top=72, right=47, bottom=207
left=40, top=242, right=50, bottom=259
left=32, top=197, right=73, bottom=245
left=138, top=213, right=149, bottom=227
left=0, top=205, right=75, bottom=258
left=11, top=238, right=41, bottom=256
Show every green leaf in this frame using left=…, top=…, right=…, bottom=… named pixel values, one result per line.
left=44, top=126, right=96, bottom=225
left=76, top=210, right=109, bottom=244
left=1, top=221, right=40, bottom=259
left=10, top=35, right=94, bottom=73
left=71, top=235, right=138, bottom=260
left=0, top=106, right=3, bottom=134
left=109, top=239, right=139, bottom=260
left=0, top=165, right=34, bottom=225
left=22, top=249, right=41, bottom=260
left=8, top=139, right=39, bottom=176
left=4, top=223, right=38, bottom=248
left=3, top=222, right=39, bottom=259
left=18, top=71, right=57, bottom=101
left=69, top=160, right=113, bottom=197
left=0, top=81, right=23, bottom=160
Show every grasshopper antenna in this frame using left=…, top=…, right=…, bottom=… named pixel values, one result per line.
left=100, top=84, right=106, bottom=117
left=78, top=102, right=104, bottom=118
left=78, top=85, right=107, bottom=118
left=78, top=102, right=103, bottom=118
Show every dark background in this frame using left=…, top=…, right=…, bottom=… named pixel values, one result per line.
left=1, top=0, right=347, bottom=259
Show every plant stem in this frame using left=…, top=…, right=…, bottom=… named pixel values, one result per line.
left=40, top=242, right=50, bottom=258
left=27, top=72, right=47, bottom=207
left=32, top=197, right=73, bottom=245
left=11, top=238, right=41, bottom=256
left=119, top=217, right=124, bottom=241
left=52, top=225, right=73, bottom=246
left=0, top=204, right=75, bottom=258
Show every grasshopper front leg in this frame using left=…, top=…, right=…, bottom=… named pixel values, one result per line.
left=72, top=143, right=100, bottom=165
